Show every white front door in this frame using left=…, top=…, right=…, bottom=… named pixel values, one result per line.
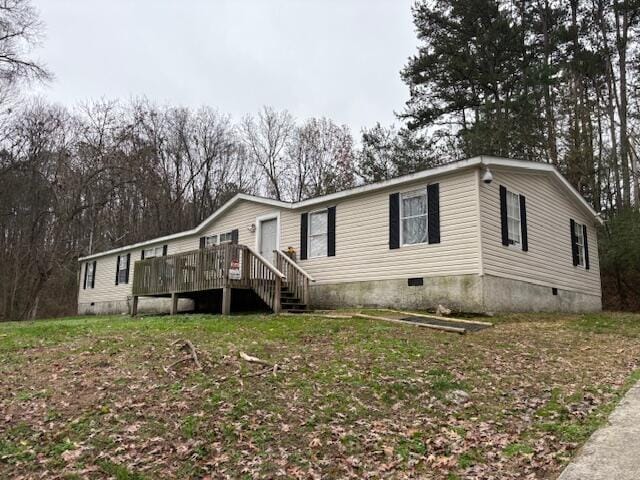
left=259, top=217, right=278, bottom=265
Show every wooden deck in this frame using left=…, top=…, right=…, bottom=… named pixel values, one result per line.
left=131, top=244, right=311, bottom=315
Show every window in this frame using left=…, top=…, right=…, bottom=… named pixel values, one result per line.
left=144, top=246, right=164, bottom=258
left=308, top=210, right=328, bottom=258
left=117, top=255, right=128, bottom=284
left=204, top=232, right=232, bottom=246
left=205, top=234, right=218, bottom=247
left=506, top=190, right=521, bottom=245
left=401, top=189, right=428, bottom=245
left=574, top=221, right=585, bottom=267
left=86, top=262, right=94, bottom=288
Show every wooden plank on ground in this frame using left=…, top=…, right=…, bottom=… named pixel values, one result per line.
left=281, top=312, right=354, bottom=319
left=379, top=309, right=493, bottom=326
left=354, top=313, right=466, bottom=334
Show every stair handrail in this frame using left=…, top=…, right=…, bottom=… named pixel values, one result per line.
left=245, top=246, right=286, bottom=280
left=274, top=250, right=315, bottom=282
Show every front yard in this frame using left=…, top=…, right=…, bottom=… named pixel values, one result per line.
left=1, top=311, right=639, bottom=479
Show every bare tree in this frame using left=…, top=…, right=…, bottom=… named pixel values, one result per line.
left=240, top=106, right=294, bottom=200
left=287, top=117, right=355, bottom=200
left=0, top=0, right=51, bottom=89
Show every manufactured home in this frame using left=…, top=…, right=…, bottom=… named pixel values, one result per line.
left=77, top=156, right=602, bottom=315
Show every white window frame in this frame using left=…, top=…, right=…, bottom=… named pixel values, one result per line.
left=86, top=262, right=95, bottom=288
left=307, top=209, right=328, bottom=258
left=144, top=246, right=164, bottom=258
left=204, top=231, right=234, bottom=247
left=205, top=234, right=219, bottom=247
left=400, top=188, right=429, bottom=246
left=219, top=232, right=233, bottom=244
left=506, top=189, right=521, bottom=246
left=574, top=221, right=585, bottom=267
left=117, top=255, right=128, bottom=284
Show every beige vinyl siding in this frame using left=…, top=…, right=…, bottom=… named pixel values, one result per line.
left=78, top=170, right=481, bottom=304
left=78, top=242, right=174, bottom=305
left=479, top=168, right=601, bottom=296
left=283, top=170, right=481, bottom=284
left=78, top=251, right=136, bottom=304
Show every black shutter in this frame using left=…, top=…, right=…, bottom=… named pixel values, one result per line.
left=162, top=245, right=168, bottom=256
left=327, top=206, right=336, bottom=257
left=141, top=249, right=145, bottom=260
left=199, top=237, right=206, bottom=249
left=300, top=213, right=308, bottom=260
left=115, top=255, right=120, bottom=286
left=83, top=262, right=88, bottom=290
left=91, top=260, right=97, bottom=288
left=519, top=195, right=528, bottom=252
left=570, top=219, right=579, bottom=266
left=389, top=193, right=400, bottom=249
left=500, top=185, right=509, bottom=246
left=427, top=183, right=440, bottom=244
left=125, top=253, right=131, bottom=284
left=231, top=229, right=239, bottom=244
left=583, top=224, right=590, bottom=270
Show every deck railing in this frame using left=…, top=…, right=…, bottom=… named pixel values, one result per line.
left=132, top=243, right=286, bottom=313
left=274, top=250, right=315, bottom=306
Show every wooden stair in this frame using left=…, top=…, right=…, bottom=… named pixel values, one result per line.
left=280, top=285, right=309, bottom=313
left=274, top=251, right=315, bottom=314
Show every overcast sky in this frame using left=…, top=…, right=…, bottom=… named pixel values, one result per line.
left=31, top=0, right=416, bottom=134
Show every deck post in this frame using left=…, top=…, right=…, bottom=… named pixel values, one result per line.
left=222, top=287, right=231, bottom=315
left=303, top=278, right=310, bottom=309
left=131, top=296, right=138, bottom=317
left=273, top=276, right=282, bottom=314
left=170, top=292, right=178, bottom=315
left=242, top=247, right=250, bottom=284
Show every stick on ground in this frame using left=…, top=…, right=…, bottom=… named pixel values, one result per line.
left=239, top=351, right=273, bottom=367
left=164, top=339, right=202, bottom=372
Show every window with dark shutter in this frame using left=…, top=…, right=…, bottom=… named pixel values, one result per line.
left=308, top=209, right=329, bottom=258
left=85, top=261, right=95, bottom=289
left=427, top=183, right=440, bottom=244
left=300, top=213, right=308, bottom=260
left=199, top=237, right=205, bottom=249
left=501, top=186, right=527, bottom=250
left=162, top=245, right=167, bottom=256
left=116, top=255, right=128, bottom=285
left=141, top=249, right=145, bottom=260
left=327, top=206, right=336, bottom=256
left=389, top=193, right=400, bottom=249
left=83, top=262, right=88, bottom=289
left=571, top=219, right=588, bottom=268
left=231, top=229, right=239, bottom=244
left=570, top=219, right=580, bottom=266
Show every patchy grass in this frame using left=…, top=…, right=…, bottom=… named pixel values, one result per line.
left=0, top=311, right=639, bottom=479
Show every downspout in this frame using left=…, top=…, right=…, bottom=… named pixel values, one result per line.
left=476, top=156, right=486, bottom=310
